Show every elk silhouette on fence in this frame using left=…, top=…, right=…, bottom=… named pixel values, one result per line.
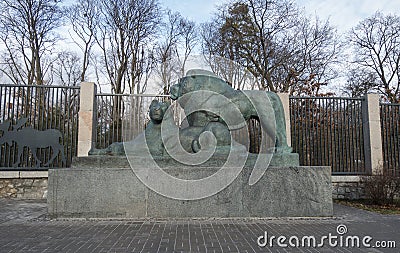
left=0, top=118, right=66, bottom=167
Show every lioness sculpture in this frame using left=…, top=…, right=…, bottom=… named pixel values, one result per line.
left=170, top=69, right=292, bottom=153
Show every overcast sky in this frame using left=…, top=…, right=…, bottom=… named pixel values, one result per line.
left=162, top=0, right=400, bottom=32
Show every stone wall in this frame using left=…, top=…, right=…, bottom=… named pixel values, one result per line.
left=331, top=176, right=365, bottom=200
left=332, top=182, right=365, bottom=200
left=0, top=178, right=47, bottom=199
left=0, top=171, right=48, bottom=199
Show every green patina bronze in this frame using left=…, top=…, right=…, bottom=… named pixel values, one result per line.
left=169, top=69, right=292, bottom=153
left=90, top=69, right=292, bottom=156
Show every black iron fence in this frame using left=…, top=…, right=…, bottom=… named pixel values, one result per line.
left=95, top=94, right=170, bottom=149
left=290, top=97, right=366, bottom=175
left=1, top=85, right=399, bottom=176
left=380, top=103, right=400, bottom=176
left=0, top=84, right=80, bottom=169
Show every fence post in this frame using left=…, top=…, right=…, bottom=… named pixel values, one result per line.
left=277, top=93, right=291, bottom=148
left=77, top=82, right=97, bottom=157
left=362, top=94, right=383, bottom=174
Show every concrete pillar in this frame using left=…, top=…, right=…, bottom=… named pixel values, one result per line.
left=277, top=93, right=291, bottom=147
left=77, top=82, right=97, bottom=157
left=362, top=94, right=383, bottom=175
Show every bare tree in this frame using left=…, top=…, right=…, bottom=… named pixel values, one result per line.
left=95, top=0, right=161, bottom=95
left=127, top=0, right=162, bottom=95
left=93, top=0, right=161, bottom=143
left=348, top=12, right=400, bottom=103
left=91, top=52, right=108, bottom=92
left=201, top=0, right=342, bottom=95
left=51, top=51, right=82, bottom=87
left=154, top=11, right=199, bottom=94
left=176, top=17, right=198, bottom=77
left=127, top=46, right=157, bottom=94
left=342, top=66, right=379, bottom=97
left=279, top=16, right=341, bottom=96
left=0, top=0, right=63, bottom=85
left=202, top=0, right=297, bottom=91
left=64, top=0, right=98, bottom=82
left=154, top=11, right=186, bottom=94
left=95, top=0, right=130, bottom=94
left=203, top=55, right=257, bottom=90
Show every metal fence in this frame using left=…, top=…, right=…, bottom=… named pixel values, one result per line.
left=95, top=94, right=170, bottom=149
left=380, top=103, right=400, bottom=176
left=290, top=97, right=366, bottom=175
left=2, top=85, right=397, bottom=175
left=0, top=84, right=80, bottom=169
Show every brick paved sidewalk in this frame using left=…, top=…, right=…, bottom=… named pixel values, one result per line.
left=0, top=199, right=399, bottom=253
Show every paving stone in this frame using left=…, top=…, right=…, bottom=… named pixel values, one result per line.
left=0, top=199, right=399, bottom=252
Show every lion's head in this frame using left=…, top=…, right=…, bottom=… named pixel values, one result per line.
left=149, top=100, right=170, bottom=124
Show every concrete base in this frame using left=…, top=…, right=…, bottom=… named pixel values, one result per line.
left=48, top=156, right=332, bottom=218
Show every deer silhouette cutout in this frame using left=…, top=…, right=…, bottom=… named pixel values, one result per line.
left=0, top=118, right=66, bottom=167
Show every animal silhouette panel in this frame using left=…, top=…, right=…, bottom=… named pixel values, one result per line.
left=0, top=118, right=66, bottom=168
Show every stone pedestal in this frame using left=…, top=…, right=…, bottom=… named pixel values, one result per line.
left=48, top=156, right=332, bottom=218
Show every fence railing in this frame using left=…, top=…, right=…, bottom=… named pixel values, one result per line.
left=95, top=94, right=170, bottom=149
left=0, top=84, right=80, bottom=169
left=1, top=82, right=399, bottom=176
left=380, top=103, right=400, bottom=176
left=290, top=96, right=366, bottom=175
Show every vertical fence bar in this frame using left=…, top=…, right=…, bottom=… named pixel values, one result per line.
left=396, top=105, right=399, bottom=173
left=342, top=100, right=348, bottom=172
left=380, top=103, right=400, bottom=176
left=94, top=94, right=170, bottom=149
left=290, top=96, right=366, bottom=175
